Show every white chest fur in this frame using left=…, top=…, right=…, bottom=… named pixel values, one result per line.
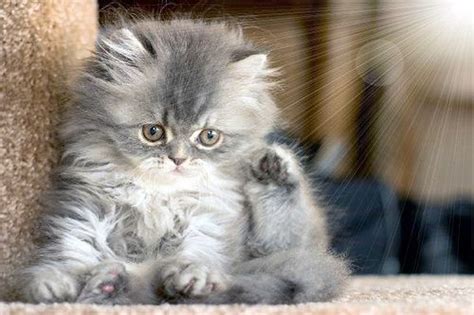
left=109, top=172, right=246, bottom=253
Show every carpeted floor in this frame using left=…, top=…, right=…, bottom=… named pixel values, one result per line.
left=1, top=276, right=473, bottom=315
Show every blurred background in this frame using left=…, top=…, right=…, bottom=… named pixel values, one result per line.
left=99, top=0, right=473, bottom=275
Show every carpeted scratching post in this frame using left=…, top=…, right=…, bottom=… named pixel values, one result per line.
left=0, top=0, right=97, bottom=301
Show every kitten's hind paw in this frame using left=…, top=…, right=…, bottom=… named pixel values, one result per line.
left=77, top=262, right=131, bottom=305
left=251, top=146, right=298, bottom=186
left=23, top=268, right=79, bottom=303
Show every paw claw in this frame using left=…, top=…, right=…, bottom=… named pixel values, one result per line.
left=183, top=278, right=196, bottom=295
left=206, top=282, right=216, bottom=293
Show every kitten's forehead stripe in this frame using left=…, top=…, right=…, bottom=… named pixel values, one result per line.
left=161, top=39, right=220, bottom=123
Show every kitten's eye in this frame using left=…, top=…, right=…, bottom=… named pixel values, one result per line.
left=198, top=129, right=220, bottom=146
left=142, top=124, right=165, bottom=142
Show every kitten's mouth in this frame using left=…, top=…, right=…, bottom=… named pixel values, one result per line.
left=171, top=166, right=198, bottom=178
left=172, top=166, right=187, bottom=174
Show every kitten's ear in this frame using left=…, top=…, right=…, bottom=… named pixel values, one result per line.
left=97, top=28, right=153, bottom=62
left=229, top=51, right=268, bottom=80
left=92, top=28, right=155, bottom=83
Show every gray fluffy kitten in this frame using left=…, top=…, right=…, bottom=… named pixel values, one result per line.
left=20, top=19, right=348, bottom=305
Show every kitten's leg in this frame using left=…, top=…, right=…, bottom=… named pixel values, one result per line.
left=153, top=219, right=233, bottom=299
left=185, top=248, right=349, bottom=304
left=21, top=187, right=124, bottom=303
left=152, top=203, right=238, bottom=299
left=233, top=248, right=349, bottom=303
left=22, top=236, right=102, bottom=303
left=245, top=144, right=328, bottom=257
left=24, top=251, right=156, bottom=304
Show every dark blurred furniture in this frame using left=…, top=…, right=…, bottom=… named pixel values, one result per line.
left=316, top=177, right=401, bottom=274
left=318, top=178, right=474, bottom=275
left=399, top=199, right=473, bottom=274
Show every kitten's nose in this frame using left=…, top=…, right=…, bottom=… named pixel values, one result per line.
left=168, top=156, right=187, bottom=166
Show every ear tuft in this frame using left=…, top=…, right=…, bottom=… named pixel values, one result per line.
left=230, top=47, right=263, bottom=63
left=98, top=28, right=147, bottom=62
left=92, top=28, right=153, bottom=84
left=244, top=54, right=267, bottom=70
left=230, top=53, right=268, bottom=79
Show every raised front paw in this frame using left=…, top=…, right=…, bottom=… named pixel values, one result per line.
left=23, top=268, right=79, bottom=303
left=250, top=146, right=297, bottom=185
left=77, top=262, right=131, bottom=305
left=157, top=261, right=227, bottom=298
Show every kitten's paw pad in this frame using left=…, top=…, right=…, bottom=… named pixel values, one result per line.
left=251, top=149, right=291, bottom=185
left=160, top=263, right=227, bottom=298
left=77, top=262, right=130, bottom=304
left=25, top=269, right=79, bottom=303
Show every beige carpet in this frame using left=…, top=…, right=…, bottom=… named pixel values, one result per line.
left=1, top=276, right=473, bottom=315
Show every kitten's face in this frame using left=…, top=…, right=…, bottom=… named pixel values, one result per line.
left=67, top=20, right=277, bottom=189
